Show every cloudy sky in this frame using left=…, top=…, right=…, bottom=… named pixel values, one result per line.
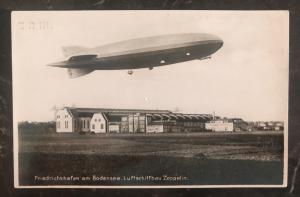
left=12, top=11, right=288, bottom=122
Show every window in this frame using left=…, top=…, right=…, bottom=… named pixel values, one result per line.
left=65, top=121, right=68, bottom=129
left=83, top=120, right=85, bottom=128
left=57, top=115, right=60, bottom=119
left=92, top=124, right=95, bottom=129
left=101, top=124, right=104, bottom=129
left=95, top=119, right=97, bottom=122
left=87, top=120, right=90, bottom=129
left=57, top=121, right=60, bottom=129
left=98, top=119, right=101, bottom=122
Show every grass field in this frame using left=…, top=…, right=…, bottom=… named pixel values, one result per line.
left=18, top=131, right=284, bottom=186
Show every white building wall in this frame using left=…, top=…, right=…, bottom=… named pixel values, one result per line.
left=109, top=124, right=120, bottom=133
left=55, top=109, right=73, bottom=133
left=205, top=121, right=234, bottom=132
left=146, top=124, right=164, bottom=133
left=205, top=123, right=212, bottom=130
left=90, top=113, right=107, bottom=133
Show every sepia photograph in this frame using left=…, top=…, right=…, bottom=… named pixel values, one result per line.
left=11, top=11, right=288, bottom=188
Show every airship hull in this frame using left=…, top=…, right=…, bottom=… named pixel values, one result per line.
left=49, top=33, right=223, bottom=77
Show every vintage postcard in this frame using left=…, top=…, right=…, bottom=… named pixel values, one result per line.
left=12, top=11, right=288, bottom=188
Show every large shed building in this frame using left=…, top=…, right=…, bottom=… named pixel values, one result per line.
left=55, top=107, right=214, bottom=133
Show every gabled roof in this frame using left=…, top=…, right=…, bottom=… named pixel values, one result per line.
left=65, top=108, right=74, bottom=118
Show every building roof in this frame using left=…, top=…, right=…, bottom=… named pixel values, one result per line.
left=105, top=114, right=122, bottom=122
left=146, top=113, right=213, bottom=122
left=62, top=107, right=213, bottom=122
left=76, top=112, right=95, bottom=118
left=65, top=107, right=171, bottom=118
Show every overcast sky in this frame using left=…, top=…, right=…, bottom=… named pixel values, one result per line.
left=12, top=11, right=288, bottom=122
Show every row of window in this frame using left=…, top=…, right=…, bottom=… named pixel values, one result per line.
left=184, top=122, right=205, bottom=126
left=57, top=121, right=68, bottom=129
left=81, top=119, right=90, bottom=129
left=57, top=121, right=104, bottom=130
left=58, top=121, right=203, bottom=130
left=56, top=115, right=69, bottom=119
left=91, top=124, right=104, bottom=129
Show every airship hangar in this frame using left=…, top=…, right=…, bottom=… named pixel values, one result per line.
left=55, top=107, right=284, bottom=134
left=55, top=107, right=217, bottom=134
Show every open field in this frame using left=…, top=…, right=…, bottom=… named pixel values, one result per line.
left=18, top=131, right=284, bottom=186
left=19, top=131, right=284, bottom=161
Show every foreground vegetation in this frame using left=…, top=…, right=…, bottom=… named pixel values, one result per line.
left=19, top=153, right=283, bottom=186
left=17, top=131, right=284, bottom=186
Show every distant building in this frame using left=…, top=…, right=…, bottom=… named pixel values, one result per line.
left=253, top=121, right=284, bottom=131
left=108, top=123, right=120, bottom=133
left=55, top=107, right=283, bottom=133
left=205, top=119, right=234, bottom=132
left=90, top=113, right=107, bottom=133
left=205, top=118, right=252, bottom=132
left=146, top=113, right=211, bottom=133
left=230, top=118, right=252, bottom=132
left=255, top=121, right=268, bottom=130
left=55, top=108, right=74, bottom=133
left=273, top=122, right=284, bottom=131
left=55, top=107, right=213, bottom=133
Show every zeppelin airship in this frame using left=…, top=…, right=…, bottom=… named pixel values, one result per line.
left=48, top=33, right=223, bottom=78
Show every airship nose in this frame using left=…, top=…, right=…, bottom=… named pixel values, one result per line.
left=199, top=33, right=223, bottom=49
left=218, top=39, right=224, bottom=48
left=211, top=35, right=224, bottom=47
left=210, top=34, right=224, bottom=49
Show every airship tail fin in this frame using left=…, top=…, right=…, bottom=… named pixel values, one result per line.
left=67, top=68, right=94, bottom=78
left=62, top=46, right=89, bottom=57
